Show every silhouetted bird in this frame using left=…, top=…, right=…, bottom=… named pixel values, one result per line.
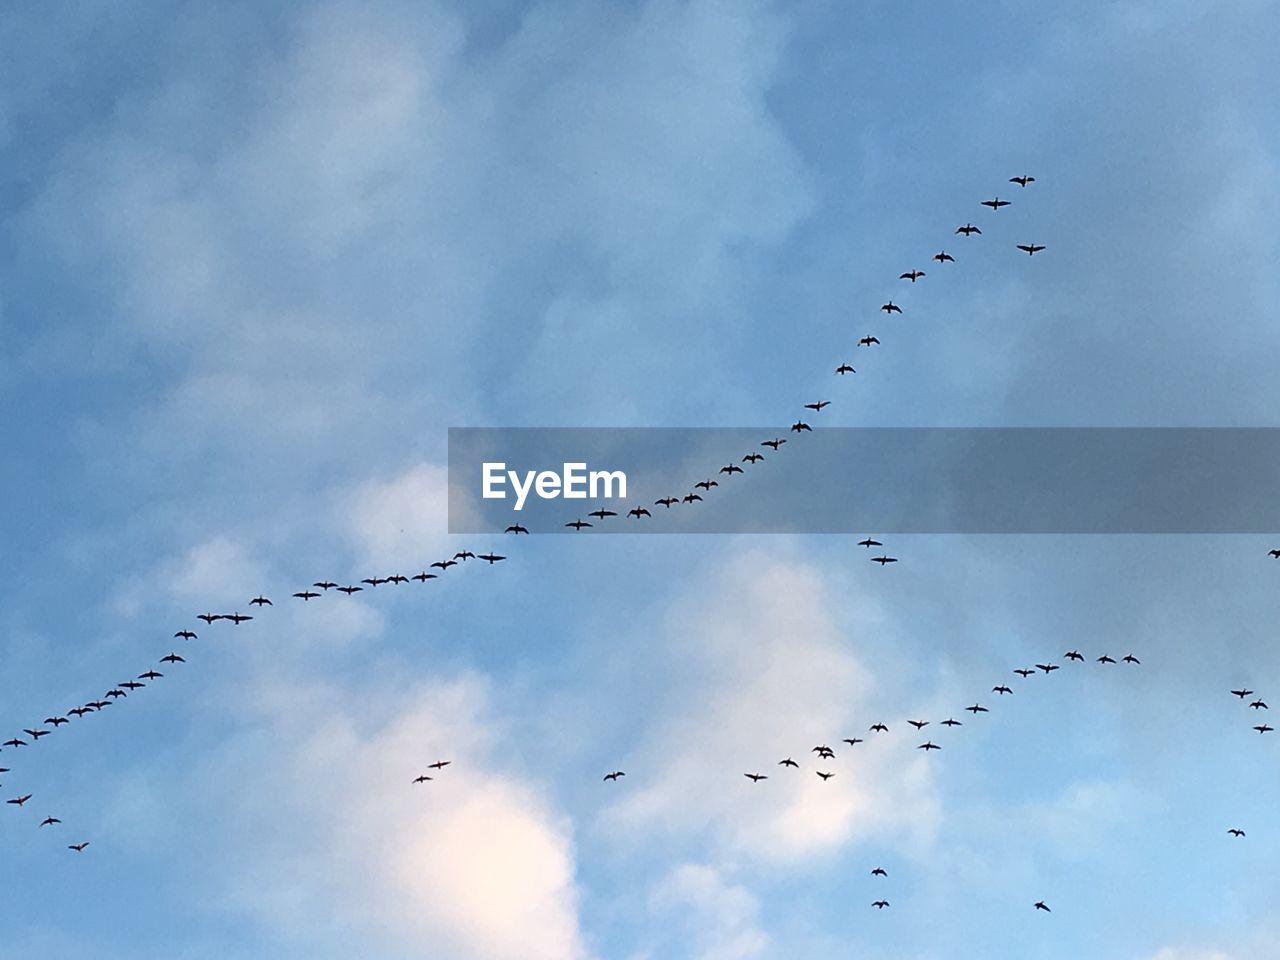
left=1254, top=724, right=1274, bottom=734
left=68, top=842, right=89, bottom=852
left=982, top=198, right=1011, bottom=210
left=7, top=794, right=32, bottom=806
left=566, top=519, right=592, bottom=530
left=1017, top=243, right=1046, bottom=256
left=880, top=302, right=903, bottom=314
left=198, top=613, right=220, bottom=624
left=909, top=720, right=929, bottom=730
left=873, top=900, right=890, bottom=909
left=227, top=612, right=252, bottom=624
left=762, top=438, right=786, bottom=450
left=695, top=479, right=719, bottom=491
left=478, top=554, right=506, bottom=564
left=871, top=556, right=898, bottom=565
left=1250, top=700, right=1268, bottom=710
left=431, top=560, right=457, bottom=571
left=804, top=401, right=831, bottom=412
left=918, top=741, right=940, bottom=751
left=933, top=251, right=956, bottom=262
left=857, top=538, right=882, bottom=548
left=1231, top=689, right=1255, bottom=699
left=627, top=507, right=652, bottom=519
left=505, top=524, right=530, bottom=535
left=1015, top=668, right=1035, bottom=677
left=412, top=775, right=433, bottom=784
left=1097, top=655, right=1117, bottom=664
left=656, top=496, right=681, bottom=506
left=589, top=510, right=618, bottom=520
left=843, top=737, right=864, bottom=745
left=900, top=270, right=925, bottom=282
left=778, top=758, right=799, bottom=768
left=1036, top=663, right=1059, bottom=673
left=858, top=336, right=881, bottom=346
left=139, top=670, right=162, bottom=680
left=791, top=421, right=812, bottom=433
left=249, top=596, right=272, bottom=606
left=744, top=773, right=768, bottom=782
left=720, top=464, right=744, bottom=475
left=816, top=771, right=834, bottom=781
left=941, top=718, right=963, bottom=727
left=1270, top=549, right=1280, bottom=558
left=871, top=867, right=887, bottom=877
left=993, top=685, right=1013, bottom=695
left=1123, top=654, right=1141, bottom=665
left=870, top=723, right=889, bottom=733
left=314, top=581, right=338, bottom=590
left=683, top=494, right=703, bottom=504
left=293, top=591, right=320, bottom=600
left=1034, top=901, right=1050, bottom=912
left=454, top=551, right=476, bottom=561
left=337, top=585, right=363, bottom=594
left=175, top=630, right=197, bottom=640
left=956, top=224, right=981, bottom=236
left=1010, top=175, right=1036, bottom=187
left=604, top=771, right=625, bottom=782
left=966, top=704, right=989, bottom=714
left=836, top=362, right=857, bottom=374
left=160, top=653, right=185, bottom=664
left=1229, top=828, right=1246, bottom=837
left=39, top=816, right=60, bottom=827
left=1065, top=650, right=1084, bottom=661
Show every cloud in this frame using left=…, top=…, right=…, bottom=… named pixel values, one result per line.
left=649, top=863, right=768, bottom=960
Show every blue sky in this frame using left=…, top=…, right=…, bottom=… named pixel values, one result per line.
left=2, top=1, right=1279, bottom=958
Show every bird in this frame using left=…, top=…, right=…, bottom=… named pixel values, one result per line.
left=1254, top=724, right=1274, bottom=734
left=1097, top=655, right=1117, bottom=665
left=46, top=717, right=69, bottom=726
left=791, top=421, right=812, bottom=433
left=858, top=336, right=881, bottom=346
left=812, top=745, right=835, bottom=758
left=1016, top=243, right=1046, bottom=256
left=993, top=685, right=1013, bottom=695
left=1015, top=668, right=1035, bottom=677
left=627, top=507, right=652, bottom=519
left=762, top=438, right=786, bottom=450
left=683, top=493, right=703, bottom=504
left=588, top=509, right=618, bottom=519
left=1036, top=663, right=1060, bottom=673
left=412, top=775, right=433, bottom=784
left=68, top=707, right=92, bottom=717
left=197, top=613, right=221, bottom=624
left=933, top=250, right=956, bottom=262
left=4, top=738, right=27, bottom=748
left=565, top=519, right=592, bottom=531
left=479, top=555, right=507, bottom=565
left=804, top=400, right=831, bottom=412
left=966, top=703, right=989, bottom=714
left=695, top=479, right=719, bottom=491
left=941, top=718, right=963, bottom=727
left=40, top=816, right=61, bottom=827
left=900, top=270, right=925, bottom=282
left=1010, top=175, right=1036, bottom=187
left=778, top=758, right=799, bottom=768
left=857, top=538, right=882, bottom=548
left=362, top=577, right=387, bottom=587
left=918, top=741, right=941, bottom=751
left=719, top=464, right=744, bottom=475
left=871, top=867, right=888, bottom=877
left=314, top=581, right=338, bottom=590
left=1250, top=700, right=1269, bottom=710
left=956, top=224, right=982, bottom=236
left=1123, top=654, right=1141, bottom=665
left=909, top=720, right=930, bottom=730
left=982, top=198, right=1011, bottom=210
left=1270, top=549, right=1280, bottom=558
left=174, top=630, right=197, bottom=640
left=160, top=653, right=185, bottom=664
left=880, top=301, right=903, bottom=314
left=842, top=737, right=864, bottom=746
left=655, top=497, right=680, bottom=507
left=870, top=723, right=889, bottom=733
left=1034, top=901, right=1051, bottom=912
left=431, top=560, right=457, bottom=571
left=505, top=524, right=530, bottom=535
left=293, top=590, right=320, bottom=600
left=23, top=728, right=50, bottom=740
left=8, top=794, right=32, bottom=806
left=428, top=761, right=451, bottom=769
left=68, top=842, right=89, bottom=852
left=1232, top=689, right=1255, bottom=699
left=226, top=612, right=252, bottom=624
left=835, top=362, right=857, bottom=374
left=744, top=773, right=768, bottom=782
left=387, top=575, right=409, bottom=585
left=1229, top=828, right=1246, bottom=837
left=337, top=584, right=363, bottom=594
left=871, top=556, right=898, bottom=565
left=873, top=900, right=890, bottom=909
left=139, top=670, right=163, bottom=680
left=603, top=771, right=625, bottom=782
left=249, top=596, right=272, bottom=606
left=105, top=690, right=126, bottom=699
left=1065, top=650, right=1084, bottom=661
left=742, top=453, right=764, bottom=465
left=411, top=572, right=437, bottom=582
left=816, top=771, right=834, bottom=781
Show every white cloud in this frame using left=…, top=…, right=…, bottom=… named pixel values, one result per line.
left=650, top=863, right=768, bottom=960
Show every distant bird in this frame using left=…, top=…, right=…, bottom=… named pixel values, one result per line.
left=7, top=794, right=32, bottom=806
left=1010, top=175, right=1036, bottom=187
left=744, top=773, right=768, bottom=782
left=918, top=741, right=941, bottom=751
left=565, top=519, right=593, bottom=531
left=909, top=720, right=930, bottom=730
left=655, top=497, right=680, bottom=507
left=1232, top=689, right=1255, bottom=699
left=1254, top=724, right=1274, bottom=734
left=505, top=524, right=530, bottom=535
left=412, top=775, right=433, bottom=784
left=804, top=401, right=831, bottom=412
left=1250, top=700, right=1268, bottom=710
left=1065, top=650, right=1084, bottom=661
left=337, top=584, right=363, bottom=594
left=742, top=453, right=764, bottom=465
left=362, top=577, right=386, bottom=587
left=479, top=554, right=507, bottom=564
left=197, top=613, right=220, bottom=625
left=428, top=761, right=451, bottom=770
left=387, top=575, right=409, bottom=585
left=23, top=728, right=50, bottom=740
left=160, top=653, right=185, bottom=664
left=871, top=867, right=887, bottom=877
left=1228, top=828, right=1246, bottom=837
left=139, top=670, right=162, bottom=680
left=982, top=198, right=1011, bottom=210
left=778, top=758, right=799, bottom=768
left=174, top=630, right=197, bottom=640
left=454, top=551, right=476, bottom=561
left=966, top=703, right=989, bottom=714
left=816, top=771, right=834, bottom=781
left=993, top=685, right=1013, bottom=695
left=314, top=581, right=338, bottom=590
left=1097, top=655, right=1117, bottom=664
left=1036, top=663, right=1059, bottom=673
left=956, top=223, right=982, bottom=236
left=105, top=690, right=126, bottom=699
left=40, top=816, right=61, bottom=827
left=1122, top=654, right=1140, bottom=664
left=411, top=572, right=437, bottom=582
left=68, top=707, right=91, bottom=717
left=695, top=479, right=719, bottom=491
left=719, top=464, right=744, bottom=475
left=1016, top=243, right=1046, bottom=256
left=293, top=591, right=320, bottom=600
left=858, top=336, right=881, bottom=346
left=46, top=717, right=69, bottom=726
left=873, top=900, right=890, bottom=909
left=68, top=842, right=89, bottom=852
left=835, top=362, right=857, bottom=374
left=1015, top=668, right=1035, bottom=677
left=870, top=723, right=889, bottom=733
left=226, top=612, right=252, bottom=624
left=880, top=301, right=903, bottom=314
left=941, top=718, right=963, bottom=727
left=762, top=438, right=786, bottom=450
left=871, top=556, right=898, bottom=565
left=4, top=738, right=27, bottom=748
left=249, top=596, right=272, bottom=606
left=1034, top=901, right=1051, bottom=912
left=603, top=771, right=625, bottom=782
left=683, top=493, right=703, bottom=504
left=627, top=507, right=652, bottom=519
left=933, top=250, right=957, bottom=262
left=812, top=745, right=835, bottom=758
left=1270, top=549, right=1280, bottom=558
left=900, top=270, right=925, bottom=282
left=857, top=538, right=882, bottom=548
left=842, top=737, right=864, bottom=746
left=791, top=421, right=812, bottom=433
left=431, top=560, right=457, bottom=570
left=589, top=509, right=618, bottom=519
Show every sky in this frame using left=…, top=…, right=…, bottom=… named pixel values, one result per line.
left=2, top=1, right=1279, bottom=958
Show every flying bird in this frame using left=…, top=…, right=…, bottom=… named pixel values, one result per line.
left=816, top=771, right=834, bottom=781
left=454, top=551, right=476, bottom=561
left=1097, top=654, right=1117, bottom=664
left=1036, top=663, right=1059, bottom=673
left=46, top=717, right=69, bottom=726
left=1034, top=901, right=1051, bottom=912
left=138, top=670, right=163, bottom=680
left=174, top=630, right=197, bottom=640
left=23, top=728, right=50, bottom=740
left=873, top=900, right=890, bottom=909
left=1016, top=243, right=1046, bottom=256
left=1231, top=689, right=1255, bottom=699
left=410, top=572, right=437, bottom=582
left=762, top=438, right=786, bottom=450
left=695, top=479, right=719, bottom=491
left=1229, top=828, right=1246, bottom=837
left=918, top=741, right=941, bottom=751
left=1254, top=724, right=1274, bottom=734
left=603, top=771, right=625, bottom=782
left=197, top=613, right=221, bottom=624
left=1123, top=654, right=1141, bottom=665
left=589, top=510, right=618, bottom=519
left=428, top=761, right=451, bottom=770
left=857, top=538, right=882, bottom=548
left=160, top=653, right=185, bottom=664
left=956, top=223, right=982, bottom=236
left=842, top=737, right=864, bottom=745
left=1250, top=700, right=1269, bottom=710
left=412, top=775, right=433, bottom=784
left=791, top=421, right=812, bottom=433
left=226, top=612, right=252, bottom=624
left=655, top=497, right=680, bottom=507
left=804, top=401, right=831, bottom=412
left=982, top=198, right=1011, bottom=210
left=1269, top=549, right=1280, bottom=558
left=933, top=251, right=956, bottom=262
left=835, top=362, right=857, bottom=374
left=249, top=596, right=272, bottom=606
left=7, top=794, right=32, bottom=806
left=293, top=591, right=320, bottom=600
left=478, top=554, right=506, bottom=564
left=871, top=867, right=887, bottom=877
left=880, top=301, right=903, bottom=314
left=871, top=556, right=898, bottom=565
left=744, top=773, right=768, bottom=782
left=869, top=723, right=889, bottom=733
left=858, top=336, right=881, bottom=346
left=1010, top=175, right=1036, bottom=187
left=966, top=703, right=989, bottom=714
left=778, top=758, right=799, bottom=768
left=505, top=524, right=530, bottom=535
left=337, top=584, right=363, bottom=594
left=68, top=842, right=89, bottom=852
left=362, top=577, right=387, bottom=587
left=993, top=684, right=1013, bottom=695
left=1065, top=650, right=1084, bottom=661
left=40, top=816, right=61, bottom=827
left=908, top=720, right=930, bottom=730
left=941, top=718, right=963, bottom=727
left=683, top=493, right=703, bottom=504
left=627, top=507, right=652, bottom=519
left=314, top=581, right=338, bottom=590
left=720, top=464, right=744, bottom=475
left=900, top=270, right=925, bottom=282
left=431, top=560, right=457, bottom=570
left=565, top=519, right=592, bottom=530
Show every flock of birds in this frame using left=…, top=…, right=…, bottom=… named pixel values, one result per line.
left=4, top=173, right=1270, bottom=921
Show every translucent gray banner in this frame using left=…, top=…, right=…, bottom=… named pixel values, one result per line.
left=447, top=428, right=1280, bottom=533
